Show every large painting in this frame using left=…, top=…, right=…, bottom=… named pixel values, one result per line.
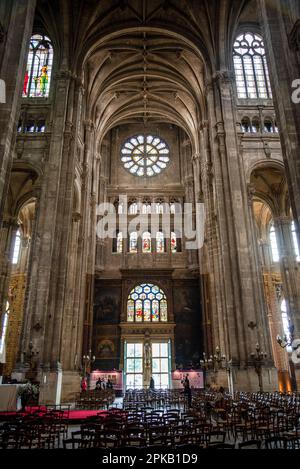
left=173, top=283, right=202, bottom=369
left=93, top=282, right=122, bottom=370
left=94, top=285, right=121, bottom=324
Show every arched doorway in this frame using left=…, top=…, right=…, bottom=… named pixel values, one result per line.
left=122, top=283, right=174, bottom=390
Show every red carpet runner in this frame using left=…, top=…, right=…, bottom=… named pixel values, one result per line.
left=0, top=407, right=120, bottom=423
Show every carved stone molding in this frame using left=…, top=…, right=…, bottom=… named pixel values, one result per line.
left=84, top=120, right=95, bottom=132
left=212, top=70, right=234, bottom=86
left=72, top=212, right=82, bottom=222
left=200, top=120, right=208, bottom=131
left=54, top=70, right=74, bottom=81
left=120, top=322, right=176, bottom=336
left=192, top=153, right=201, bottom=163
left=247, top=183, right=256, bottom=206
left=215, top=121, right=225, bottom=135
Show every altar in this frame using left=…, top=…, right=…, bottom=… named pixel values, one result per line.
left=0, top=384, right=21, bottom=411
left=172, top=370, right=204, bottom=389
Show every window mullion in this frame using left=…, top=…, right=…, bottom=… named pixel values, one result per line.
left=262, top=55, right=271, bottom=99
left=28, top=47, right=37, bottom=97
left=241, top=55, right=249, bottom=98
left=251, top=55, right=259, bottom=99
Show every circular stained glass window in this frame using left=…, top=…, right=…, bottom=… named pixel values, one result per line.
left=121, top=135, right=170, bottom=177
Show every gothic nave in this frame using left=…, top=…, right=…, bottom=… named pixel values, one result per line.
left=0, top=0, right=300, bottom=427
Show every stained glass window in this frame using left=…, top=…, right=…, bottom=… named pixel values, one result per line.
left=118, top=203, right=124, bottom=214
left=136, top=300, right=143, bottom=322
left=156, top=202, right=165, bottom=214
left=127, top=300, right=135, bottom=322
left=156, top=232, right=165, bottom=253
left=121, top=135, right=170, bottom=177
left=130, top=232, right=138, bottom=253
left=270, top=223, right=279, bottom=263
left=129, top=202, right=138, bottom=215
left=280, top=299, right=292, bottom=352
left=23, top=34, right=53, bottom=98
left=142, top=232, right=151, bottom=253
left=160, top=300, right=168, bottom=322
left=233, top=33, right=272, bottom=99
left=127, top=284, right=168, bottom=322
left=0, top=301, right=9, bottom=356
left=12, top=230, right=21, bottom=265
left=171, top=232, right=177, bottom=253
left=117, top=232, right=123, bottom=253
left=291, top=221, right=300, bottom=262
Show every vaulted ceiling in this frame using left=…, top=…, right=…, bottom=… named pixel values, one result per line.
left=35, top=0, right=253, bottom=145
left=251, top=165, right=290, bottom=217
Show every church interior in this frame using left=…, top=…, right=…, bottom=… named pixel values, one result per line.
left=0, top=0, right=300, bottom=451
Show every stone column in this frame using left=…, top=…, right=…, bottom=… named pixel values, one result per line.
left=274, top=216, right=300, bottom=336
left=0, top=0, right=36, bottom=213
left=0, top=0, right=36, bottom=327
left=205, top=71, right=277, bottom=391
left=14, top=71, right=86, bottom=404
left=258, top=0, right=300, bottom=241
left=274, top=214, right=300, bottom=389
left=246, top=182, right=275, bottom=363
left=0, top=217, right=19, bottom=338
left=198, top=118, right=225, bottom=360
left=262, top=272, right=291, bottom=391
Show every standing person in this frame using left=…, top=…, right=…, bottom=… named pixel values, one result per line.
left=214, top=386, right=225, bottom=409
left=183, top=374, right=192, bottom=409
left=149, top=376, right=155, bottom=391
left=107, top=379, right=113, bottom=389
left=95, top=377, right=102, bottom=390
left=81, top=376, right=87, bottom=393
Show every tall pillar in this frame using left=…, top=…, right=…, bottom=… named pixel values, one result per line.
left=205, top=70, right=277, bottom=391
left=262, top=272, right=291, bottom=392
left=274, top=215, right=300, bottom=337
left=199, top=120, right=222, bottom=359
left=0, top=0, right=36, bottom=329
left=274, top=215, right=300, bottom=389
left=14, top=71, right=87, bottom=403
left=0, top=0, right=36, bottom=211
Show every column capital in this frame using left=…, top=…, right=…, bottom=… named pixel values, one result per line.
left=54, top=70, right=74, bottom=81
left=2, top=215, right=19, bottom=229
left=212, top=70, right=234, bottom=86
left=273, top=215, right=293, bottom=226
left=200, top=120, right=209, bottom=131
left=215, top=121, right=225, bottom=135
left=247, top=183, right=256, bottom=205
left=84, top=120, right=95, bottom=132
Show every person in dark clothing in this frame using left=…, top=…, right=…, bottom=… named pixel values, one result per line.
left=183, top=374, right=192, bottom=408
left=106, top=379, right=113, bottom=389
left=95, top=378, right=102, bottom=390
left=149, top=377, right=155, bottom=391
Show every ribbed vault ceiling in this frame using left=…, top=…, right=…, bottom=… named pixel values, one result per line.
left=35, top=0, right=252, bottom=147
left=85, top=31, right=205, bottom=147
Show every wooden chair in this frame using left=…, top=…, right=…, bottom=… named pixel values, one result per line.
left=238, top=439, right=262, bottom=449
left=206, top=443, right=235, bottom=449
left=265, top=436, right=287, bottom=449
